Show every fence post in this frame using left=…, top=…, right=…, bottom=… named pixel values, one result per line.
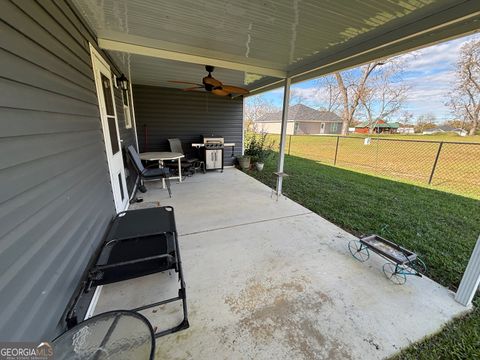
left=333, top=136, right=340, bottom=165
left=429, top=141, right=444, bottom=185
left=288, top=135, right=292, bottom=155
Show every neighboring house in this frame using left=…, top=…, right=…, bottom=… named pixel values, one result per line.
left=355, top=120, right=400, bottom=134
left=423, top=125, right=468, bottom=136
left=255, top=104, right=342, bottom=135
left=397, top=123, right=415, bottom=134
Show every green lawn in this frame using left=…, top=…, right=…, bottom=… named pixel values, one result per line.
left=264, top=133, right=480, bottom=199
left=346, top=133, right=480, bottom=143
left=246, top=154, right=480, bottom=359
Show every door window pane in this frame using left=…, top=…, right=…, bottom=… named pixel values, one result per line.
left=108, top=117, right=120, bottom=154
left=101, top=74, right=115, bottom=116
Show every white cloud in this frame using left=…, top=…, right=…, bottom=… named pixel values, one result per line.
left=252, top=33, right=480, bottom=121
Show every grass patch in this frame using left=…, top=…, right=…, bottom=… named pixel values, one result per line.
left=264, top=133, right=480, bottom=199
left=247, top=154, right=480, bottom=359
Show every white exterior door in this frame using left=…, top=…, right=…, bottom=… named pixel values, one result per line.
left=90, top=45, right=128, bottom=213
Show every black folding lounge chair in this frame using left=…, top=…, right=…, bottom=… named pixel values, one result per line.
left=127, top=145, right=172, bottom=197
left=68, top=207, right=189, bottom=338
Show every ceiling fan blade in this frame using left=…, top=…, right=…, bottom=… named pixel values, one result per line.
left=168, top=80, right=203, bottom=86
left=203, top=76, right=222, bottom=88
left=221, top=85, right=250, bottom=95
left=183, top=86, right=205, bottom=92
left=211, top=88, right=229, bottom=96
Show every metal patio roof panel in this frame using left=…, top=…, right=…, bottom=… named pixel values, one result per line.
left=74, top=0, right=465, bottom=67
left=108, top=51, right=252, bottom=88
left=72, top=0, right=480, bottom=92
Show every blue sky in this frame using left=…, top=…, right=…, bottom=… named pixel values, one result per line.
left=249, top=33, right=479, bottom=123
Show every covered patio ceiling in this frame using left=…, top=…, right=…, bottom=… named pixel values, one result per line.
left=72, top=0, right=480, bottom=94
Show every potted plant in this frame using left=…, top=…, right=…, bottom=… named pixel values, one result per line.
left=243, top=131, right=275, bottom=172
left=254, top=148, right=272, bottom=171
left=255, top=159, right=265, bottom=171
left=237, top=155, right=251, bottom=170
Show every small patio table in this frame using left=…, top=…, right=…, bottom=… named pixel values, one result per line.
left=52, top=310, right=155, bottom=360
left=140, top=151, right=184, bottom=188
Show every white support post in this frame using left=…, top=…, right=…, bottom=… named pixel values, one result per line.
left=455, top=235, right=480, bottom=306
left=276, top=77, right=291, bottom=196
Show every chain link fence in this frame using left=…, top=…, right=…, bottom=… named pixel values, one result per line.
left=265, top=134, right=480, bottom=199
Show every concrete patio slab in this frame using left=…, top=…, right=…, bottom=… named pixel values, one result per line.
left=136, top=169, right=310, bottom=235
left=94, top=168, right=468, bottom=360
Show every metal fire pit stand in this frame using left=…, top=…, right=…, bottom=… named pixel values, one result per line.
left=66, top=206, right=189, bottom=338
left=348, top=234, right=426, bottom=285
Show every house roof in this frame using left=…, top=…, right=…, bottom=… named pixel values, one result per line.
left=255, top=104, right=342, bottom=123
left=355, top=121, right=399, bottom=129
left=71, top=0, right=479, bottom=95
left=426, top=125, right=467, bottom=132
left=398, top=123, right=415, bottom=128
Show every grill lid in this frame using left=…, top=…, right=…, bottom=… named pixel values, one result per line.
left=202, top=135, right=224, bottom=144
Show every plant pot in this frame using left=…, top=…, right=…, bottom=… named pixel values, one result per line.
left=238, top=156, right=251, bottom=170
left=255, top=162, right=264, bottom=171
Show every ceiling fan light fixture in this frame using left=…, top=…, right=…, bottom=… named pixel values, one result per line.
left=169, top=65, right=250, bottom=97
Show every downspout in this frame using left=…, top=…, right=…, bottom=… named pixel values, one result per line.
left=276, top=77, right=291, bottom=196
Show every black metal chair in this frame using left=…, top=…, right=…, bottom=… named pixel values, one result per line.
left=168, top=138, right=205, bottom=174
left=127, top=145, right=172, bottom=198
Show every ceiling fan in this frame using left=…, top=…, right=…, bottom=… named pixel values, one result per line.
left=168, top=65, right=249, bottom=97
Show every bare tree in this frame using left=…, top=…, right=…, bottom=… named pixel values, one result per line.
left=447, top=39, right=480, bottom=136
left=400, top=111, right=414, bottom=126
left=244, top=96, right=278, bottom=131
left=415, top=113, right=437, bottom=133
left=310, top=76, right=342, bottom=113
left=358, top=60, right=410, bottom=134
left=289, top=88, right=308, bottom=106
left=335, top=61, right=385, bottom=135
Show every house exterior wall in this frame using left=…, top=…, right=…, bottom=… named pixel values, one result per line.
left=295, top=121, right=342, bottom=135
left=133, top=85, right=243, bottom=165
left=398, top=127, right=415, bottom=134
left=0, top=0, right=134, bottom=341
left=324, top=122, right=342, bottom=134
left=355, top=127, right=369, bottom=134
left=255, top=122, right=295, bottom=135
left=296, top=122, right=321, bottom=135
left=255, top=121, right=341, bottom=135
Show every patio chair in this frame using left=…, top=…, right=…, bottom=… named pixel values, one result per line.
left=127, top=145, right=172, bottom=198
left=66, top=206, right=189, bottom=338
left=168, top=138, right=205, bottom=174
